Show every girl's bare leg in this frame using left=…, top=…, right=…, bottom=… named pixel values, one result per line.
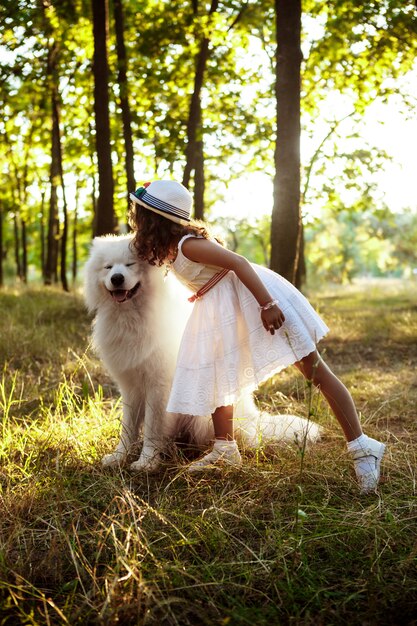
left=294, top=350, right=362, bottom=442
left=295, top=350, right=386, bottom=493
left=212, top=405, right=234, bottom=440
left=187, top=405, right=241, bottom=472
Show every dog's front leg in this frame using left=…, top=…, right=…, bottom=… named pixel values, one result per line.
left=102, top=394, right=142, bottom=468
left=130, top=394, right=169, bottom=472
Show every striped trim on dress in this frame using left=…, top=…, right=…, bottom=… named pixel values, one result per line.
left=188, top=269, right=230, bottom=302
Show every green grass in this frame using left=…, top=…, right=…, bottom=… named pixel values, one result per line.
left=1, top=280, right=417, bottom=625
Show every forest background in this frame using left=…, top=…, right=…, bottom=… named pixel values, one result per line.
left=1, top=3, right=417, bottom=623
left=0, top=0, right=417, bottom=292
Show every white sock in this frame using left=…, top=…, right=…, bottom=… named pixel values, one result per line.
left=214, top=438, right=238, bottom=448
left=347, top=434, right=379, bottom=478
left=187, top=438, right=241, bottom=472
left=346, top=433, right=369, bottom=452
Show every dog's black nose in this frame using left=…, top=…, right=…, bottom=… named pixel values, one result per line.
left=111, top=273, right=125, bottom=287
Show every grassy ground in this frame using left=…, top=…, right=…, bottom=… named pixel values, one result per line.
left=0, top=280, right=416, bottom=625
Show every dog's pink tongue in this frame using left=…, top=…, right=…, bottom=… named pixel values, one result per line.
left=112, top=290, right=128, bottom=303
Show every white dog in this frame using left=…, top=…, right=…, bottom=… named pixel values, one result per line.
left=84, top=234, right=320, bottom=471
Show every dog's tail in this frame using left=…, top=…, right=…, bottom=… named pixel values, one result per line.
left=234, top=391, right=321, bottom=448
left=179, top=390, right=321, bottom=449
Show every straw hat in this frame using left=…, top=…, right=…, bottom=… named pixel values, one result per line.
left=130, top=180, right=192, bottom=226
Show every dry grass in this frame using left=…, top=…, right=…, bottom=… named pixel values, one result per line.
left=0, top=280, right=416, bottom=625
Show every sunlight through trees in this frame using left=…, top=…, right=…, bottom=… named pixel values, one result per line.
left=0, top=0, right=416, bottom=288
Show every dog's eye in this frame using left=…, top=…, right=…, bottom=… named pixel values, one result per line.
left=126, top=262, right=136, bottom=267
left=104, top=265, right=113, bottom=270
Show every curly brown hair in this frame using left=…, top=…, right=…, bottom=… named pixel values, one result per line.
left=129, top=202, right=223, bottom=266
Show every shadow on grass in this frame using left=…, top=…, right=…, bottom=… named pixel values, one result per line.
left=1, top=438, right=417, bottom=625
left=1, top=283, right=417, bottom=624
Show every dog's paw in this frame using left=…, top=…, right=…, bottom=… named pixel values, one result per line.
left=130, top=452, right=161, bottom=472
left=101, top=450, right=128, bottom=468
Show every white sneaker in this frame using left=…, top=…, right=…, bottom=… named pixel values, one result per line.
left=187, top=440, right=242, bottom=473
left=350, top=437, right=386, bottom=494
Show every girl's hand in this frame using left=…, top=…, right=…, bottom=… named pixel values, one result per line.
left=180, top=238, right=285, bottom=334
left=261, top=305, right=285, bottom=335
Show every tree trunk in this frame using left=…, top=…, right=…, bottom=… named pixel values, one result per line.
left=58, top=133, right=69, bottom=292
left=21, top=219, right=27, bottom=283
left=13, top=214, right=22, bottom=281
left=21, top=123, right=34, bottom=285
left=48, top=73, right=70, bottom=292
left=295, top=223, right=306, bottom=286
left=40, top=189, right=46, bottom=280
left=45, top=42, right=61, bottom=285
left=193, top=99, right=205, bottom=220
left=88, top=122, right=98, bottom=233
left=60, top=203, right=69, bottom=291
left=72, top=181, right=79, bottom=283
left=113, top=0, right=135, bottom=218
left=4, top=133, right=23, bottom=281
left=92, top=0, right=116, bottom=236
left=182, top=0, right=219, bottom=219
left=45, top=142, right=60, bottom=285
left=182, top=36, right=210, bottom=189
left=270, top=0, right=302, bottom=287
left=0, top=204, right=3, bottom=288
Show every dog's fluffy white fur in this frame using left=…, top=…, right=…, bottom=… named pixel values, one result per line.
left=84, top=234, right=320, bottom=471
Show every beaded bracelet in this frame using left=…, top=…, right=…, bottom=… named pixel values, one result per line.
left=259, top=299, right=279, bottom=312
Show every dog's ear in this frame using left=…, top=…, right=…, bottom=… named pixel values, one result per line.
left=83, top=238, right=103, bottom=314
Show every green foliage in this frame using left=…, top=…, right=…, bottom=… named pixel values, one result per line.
left=215, top=198, right=417, bottom=284
left=305, top=202, right=417, bottom=285
left=306, top=209, right=390, bottom=284
left=0, top=0, right=416, bottom=285
left=304, top=0, right=417, bottom=113
left=1, top=283, right=417, bottom=623
left=388, top=208, right=417, bottom=270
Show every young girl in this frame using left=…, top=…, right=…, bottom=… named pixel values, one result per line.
left=129, top=179, right=386, bottom=493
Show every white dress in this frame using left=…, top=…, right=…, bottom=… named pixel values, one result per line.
left=166, top=235, right=329, bottom=416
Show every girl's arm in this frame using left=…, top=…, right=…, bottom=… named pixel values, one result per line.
left=181, top=237, right=285, bottom=334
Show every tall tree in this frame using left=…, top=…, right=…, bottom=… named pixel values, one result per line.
left=4, top=132, right=23, bottom=281
left=91, top=0, right=116, bottom=236
left=113, top=0, right=135, bottom=213
left=270, top=0, right=302, bottom=285
left=1, top=0, right=416, bottom=287
left=72, top=181, right=79, bottom=283
left=182, top=0, right=219, bottom=220
left=59, top=137, right=69, bottom=292
left=44, top=39, right=61, bottom=286
left=0, top=202, right=3, bottom=288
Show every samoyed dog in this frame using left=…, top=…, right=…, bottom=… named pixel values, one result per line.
left=84, top=234, right=320, bottom=471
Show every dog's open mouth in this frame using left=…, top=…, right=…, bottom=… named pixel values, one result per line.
left=108, top=282, right=141, bottom=303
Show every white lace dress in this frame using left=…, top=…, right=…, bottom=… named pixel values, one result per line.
left=166, top=234, right=329, bottom=416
